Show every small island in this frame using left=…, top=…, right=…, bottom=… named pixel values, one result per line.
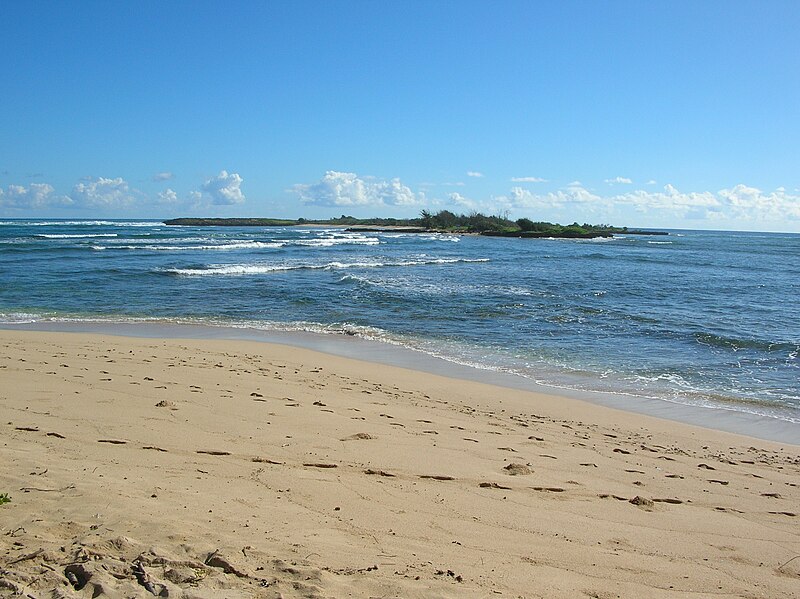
left=163, top=211, right=667, bottom=238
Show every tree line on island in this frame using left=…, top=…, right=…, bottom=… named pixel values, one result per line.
left=164, top=211, right=666, bottom=238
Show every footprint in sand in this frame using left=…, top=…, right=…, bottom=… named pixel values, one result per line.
left=341, top=432, right=375, bottom=441
left=504, top=463, right=533, bottom=476
left=479, top=482, right=511, bottom=490
left=365, top=469, right=395, bottom=477
left=629, top=496, right=654, bottom=507
left=97, top=439, right=127, bottom=445
left=598, top=493, right=629, bottom=501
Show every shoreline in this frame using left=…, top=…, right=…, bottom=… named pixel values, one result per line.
left=1, top=329, right=798, bottom=597
left=2, top=319, right=798, bottom=445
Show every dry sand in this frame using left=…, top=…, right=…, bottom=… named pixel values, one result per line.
left=1, top=330, right=798, bottom=598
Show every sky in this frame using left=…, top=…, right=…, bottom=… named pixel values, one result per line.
left=1, top=1, right=799, bottom=232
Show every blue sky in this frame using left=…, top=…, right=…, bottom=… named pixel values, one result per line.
left=2, top=1, right=799, bottom=231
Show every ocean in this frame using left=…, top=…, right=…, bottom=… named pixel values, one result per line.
left=1, top=219, right=798, bottom=435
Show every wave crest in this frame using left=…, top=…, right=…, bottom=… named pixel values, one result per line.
left=164, top=257, right=490, bottom=277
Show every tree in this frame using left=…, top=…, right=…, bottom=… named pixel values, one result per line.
left=516, top=218, right=535, bottom=231
left=420, top=209, right=433, bottom=228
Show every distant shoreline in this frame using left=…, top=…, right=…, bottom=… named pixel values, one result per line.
left=162, top=217, right=669, bottom=238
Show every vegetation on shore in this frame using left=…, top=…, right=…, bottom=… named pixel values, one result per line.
left=164, top=211, right=666, bottom=237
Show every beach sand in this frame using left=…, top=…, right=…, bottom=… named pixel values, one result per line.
left=1, top=330, right=798, bottom=598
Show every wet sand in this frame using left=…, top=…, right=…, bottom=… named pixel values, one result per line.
left=1, top=330, right=798, bottom=597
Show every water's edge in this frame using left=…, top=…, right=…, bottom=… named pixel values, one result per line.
left=5, top=320, right=798, bottom=446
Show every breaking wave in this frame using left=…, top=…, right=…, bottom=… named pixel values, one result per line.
left=164, top=257, right=490, bottom=276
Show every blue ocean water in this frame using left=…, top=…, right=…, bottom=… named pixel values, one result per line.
left=1, top=219, right=798, bottom=426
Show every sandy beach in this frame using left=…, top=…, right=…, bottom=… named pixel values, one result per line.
left=1, top=330, right=798, bottom=598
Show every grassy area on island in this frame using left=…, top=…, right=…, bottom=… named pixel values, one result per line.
left=164, top=211, right=667, bottom=238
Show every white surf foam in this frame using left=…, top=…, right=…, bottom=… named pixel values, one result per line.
left=165, top=257, right=490, bottom=276
left=36, top=233, right=119, bottom=239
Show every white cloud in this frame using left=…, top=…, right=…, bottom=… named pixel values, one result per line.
left=506, top=184, right=602, bottom=209
left=0, top=183, right=70, bottom=209
left=70, top=177, right=133, bottom=208
left=466, top=171, right=484, bottom=178
left=604, top=176, right=633, bottom=184
left=646, top=179, right=657, bottom=185
left=292, top=171, right=423, bottom=207
left=153, top=171, right=174, bottom=182
left=510, top=176, right=548, bottom=183
left=157, top=188, right=179, bottom=204
left=495, top=182, right=800, bottom=222
left=447, top=192, right=477, bottom=209
left=717, top=184, right=800, bottom=219
left=200, top=170, right=245, bottom=205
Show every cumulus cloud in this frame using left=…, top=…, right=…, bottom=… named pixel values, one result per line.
left=495, top=182, right=800, bottom=222
left=717, top=184, right=800, bottom=219
left=200, top=170, right=245, bottom=205
left=604, top=176, right=633, bottom=184
left=510, top=176, right=548, bottom=183
left=507, top=184, right=602, bottom=209
left=466, top=171, right=484, bottom=178
left=447, top=192, right=477, bottom=209
left=153, top=171, right=174, bottom=182
left=157, top=188, right=179, bottom=204
left=0, top=183, right=70, bottom=209
left=70, top=177, right=133, bottom=208
left=646, top=179, right=657, bottom=185
left=292, top=171, right=423, bottom=207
